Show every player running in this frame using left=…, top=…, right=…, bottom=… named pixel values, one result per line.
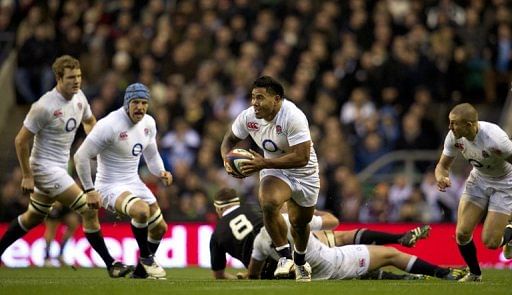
left=0, top=55, right=131, bottom=277
left=435, top=103, right=512, bottom=282
left=247, top=215, right=466, bottom=281
left=74, top=83, right=172, bottom=279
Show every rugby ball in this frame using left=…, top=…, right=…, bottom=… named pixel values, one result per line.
left=226, top=148, right=254, bottom=178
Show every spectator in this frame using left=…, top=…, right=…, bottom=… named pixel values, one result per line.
left=15, top=21, right=56, bottom=103
left=2, top=0, right=512, bottom=223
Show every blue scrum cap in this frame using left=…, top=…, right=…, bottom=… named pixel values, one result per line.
left=123, top=83, right=150, bottom=109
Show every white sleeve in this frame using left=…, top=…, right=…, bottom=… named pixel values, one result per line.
left=79, top=92, right=93, bottom=121
left=231, top=109, right=250, bottom=139
left=309, top=215, right=323, bottom=231
left=142, top=119, right=165, bottom=176
left=74, top=120, right=112, bottom=190
left=251, top=232, right=270, bottom=261
left=492, top=126, right=512, bottom=159
left=143, top=140, right=165, bottom=176
left=23, top=103, right=50, bottom=134
left=74, top=138, right=102, bottom=191
left=442, top=132, right=457, bottom=158
left=287, top=110, right=311, bottom=146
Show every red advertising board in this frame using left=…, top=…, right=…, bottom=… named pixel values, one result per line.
left=336, top=223, right=512, bottom=269
left=0, top=223, right=511, bottom=269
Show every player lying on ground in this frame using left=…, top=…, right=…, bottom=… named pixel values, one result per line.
left=210, top=188, right=431, bottom=280
left=246, top=215, right=467, bottom=281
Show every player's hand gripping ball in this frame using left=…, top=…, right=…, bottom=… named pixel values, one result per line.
left=225, top=148, right=254, bottom=178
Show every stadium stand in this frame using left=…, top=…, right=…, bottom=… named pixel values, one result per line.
left=1, top=0, right=511, bottom=223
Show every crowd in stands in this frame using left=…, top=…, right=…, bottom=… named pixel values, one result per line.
left=1, top=0, right=511, bottom=223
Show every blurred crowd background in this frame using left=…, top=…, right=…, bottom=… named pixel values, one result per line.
left=0, top=0, right=511, bottom=224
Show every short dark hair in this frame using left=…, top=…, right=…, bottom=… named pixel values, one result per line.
left=252, top=75, right=284, bottom=98
left=52, top=55, right=80, bottom=79
left=214, top=187, right=238, bottom=202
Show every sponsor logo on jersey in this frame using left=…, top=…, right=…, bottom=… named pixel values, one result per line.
left=482, top=150, right=489, bottom=158
left=276, top=125, right=282, bottom=134
left=132, top=143, right=143, bottom=156
left=262, top=139, right=278, bottom=152
left=53, top=109, right=63, bottom=117
left=119, top=131, right=128, bottom=140
left=247, top=122, right=259, bottom=131
left=65, top=118, right=77, bottom=132
left=454, top=142, right=464, bottom=150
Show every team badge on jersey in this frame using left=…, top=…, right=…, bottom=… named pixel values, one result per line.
left=144, top=128, right=150, bottom=136
left=119, top=131, right=128, bottom=140
left=65, top=118, right=77, bottom=132
left=276, top=125, right=282, bottom=134
left=247, top=122, right=259, bottom=131
left=482, top=150, right=489, bottom=158
left=77, top=102, right=83, bottom=110
left=132, top=143, right=143, bottom=156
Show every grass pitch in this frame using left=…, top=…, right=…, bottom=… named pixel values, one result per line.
left=0, top=267, right=509, bottom=295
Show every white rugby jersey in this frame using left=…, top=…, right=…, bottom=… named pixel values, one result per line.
left=443, top=121, right=512, bottom=178
left=251, top=215, right=334, bottom=280
left=79, top=108, right=164, bottom=187
left=23, top=88, right=92, bottom=168
left=232, top=99, right=318, bottom=177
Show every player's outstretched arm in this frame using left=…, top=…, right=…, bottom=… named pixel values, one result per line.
left=434, top=154, right=455, bottom=192
left=14, top=126, right=35, bottom=194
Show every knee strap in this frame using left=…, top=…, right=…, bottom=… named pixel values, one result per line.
left=148, top=207, right=163, bottom=230
left=28, top=197, right=53, bottom=216
left=120, top=194, right=141, bottom=216
left=69, top=192, right=88, bottom=214
left=322, top=230, right=336, bottom=248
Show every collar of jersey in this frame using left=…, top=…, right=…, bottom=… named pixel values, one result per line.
left=121, top=107, right=140, bottom=125
left=54, top=88, right=73, bottom=102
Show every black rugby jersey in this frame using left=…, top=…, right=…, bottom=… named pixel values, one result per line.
left=210, top=204, right=263, bottom=270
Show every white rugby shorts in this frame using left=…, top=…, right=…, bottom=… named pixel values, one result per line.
left=32, top=164, right=75, bottom=197
left=462, top=170, right=512, bottom=215
left=96, top=181, right=157, bottom=212
left=259, top=168, right=319, bottom=207
left=331, top=245, right=370, bottom=280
